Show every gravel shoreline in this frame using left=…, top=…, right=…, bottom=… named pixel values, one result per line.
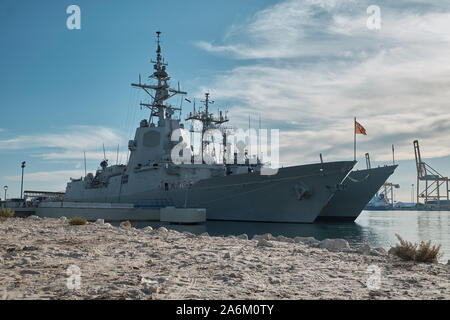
left=0, top=217, right=449, bottom=300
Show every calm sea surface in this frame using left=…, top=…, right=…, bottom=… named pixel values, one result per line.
left=125, top=210, right=450, bottom=263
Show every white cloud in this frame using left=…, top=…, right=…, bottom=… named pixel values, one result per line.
left=0, top=125, right=128, bottom=161
left=3, top=169, right=97, bottom=195
left=196, top=0, right=450, bottom=165
left=4, top=170, right=87, bottom=183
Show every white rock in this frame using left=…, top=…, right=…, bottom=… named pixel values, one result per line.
left=140, top=277, right=162, bottom=294
left=257, top=239, right=274, bottom=247
left=59, top=216, right=67, bottom=222
left=95, top=219, right=105, bottom=225
left=309, top=241, right=321, bottom=248
left=319, top=238, right=350, bottom=251
left=143, top=226, right=153, bottom=232
left=158, top=227, right=168, bottom=233
left=252, top=233, right=273, bottom=241
left=371, top=247, right=388, bottom=256
left=104, top=223, right=113, bottom=228
left=151, top=286, right=162, bottom=294
left=357, top=244, right=371, bottom=255
left=200, top=232, right=209, bottom=237
left=294, top=236, right=318, bottom=245
left=237, top=234, right=248, bottom=240
left=182, top=231, right=196, bottom=238
left=268, top=276, right=281, bottom=284
left=28, top=215, right=40, bottom=220
left=275, top=235, right=295, bottom=243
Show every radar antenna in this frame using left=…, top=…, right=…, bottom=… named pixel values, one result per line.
left=131, top=31, right=187, bottom=126
left=186, top=92, right=229, bottom=163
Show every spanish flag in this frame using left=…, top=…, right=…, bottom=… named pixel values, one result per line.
left=355, top=120, right=367, bottom=135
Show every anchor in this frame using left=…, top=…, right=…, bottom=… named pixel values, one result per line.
left=294, top=181, right=311, bottom=200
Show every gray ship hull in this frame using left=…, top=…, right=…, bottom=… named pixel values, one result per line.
left=65, top=161, right=356, bottom=223
left=315, top=165, right=398, bottom=222
left=186, top=161, right=355, bottom=223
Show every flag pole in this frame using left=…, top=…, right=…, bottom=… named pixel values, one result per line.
left=392, top=144, right=395, bottom=165
left=354, top=117, right=356, bottom=161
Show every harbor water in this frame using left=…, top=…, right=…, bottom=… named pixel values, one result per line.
left=123, top=210, right=450, bottom=263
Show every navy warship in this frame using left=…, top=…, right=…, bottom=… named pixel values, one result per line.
left=63, top=32, right=357, bottom=223
left=316, top=165, right=398, bottom=222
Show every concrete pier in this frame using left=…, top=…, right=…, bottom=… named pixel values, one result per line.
left=34, top=201, right=205, bottom=224
left=160, top=206, right=206, bottom=224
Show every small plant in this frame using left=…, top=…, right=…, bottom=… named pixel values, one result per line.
left=69, top=217, right=87, bottom=226
left=0, top=208, right=15, bottom=221
left=391, top=234, right=441, bottom=263
left=416, top=240, right=442, bottom=263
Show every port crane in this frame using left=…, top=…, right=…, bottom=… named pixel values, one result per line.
left=413, top=140, right=450, bottom=208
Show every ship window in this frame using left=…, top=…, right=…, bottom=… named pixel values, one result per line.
left=143, top=130, right=160, bottom=147
left=164, top=183, right=169, bottom=191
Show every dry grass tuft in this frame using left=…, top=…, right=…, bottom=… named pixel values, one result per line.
left=69, top=217, right=88, bottom=226
left=416, top=240, right=442, bottom=264
left=0, top=208, right=15, bottom=218
left=0, top=208, right=15, bottom=222
left=391, top=234, right=441, bottom=263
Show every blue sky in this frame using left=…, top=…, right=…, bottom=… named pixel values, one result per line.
left=1, top=0, right=450, bottom=201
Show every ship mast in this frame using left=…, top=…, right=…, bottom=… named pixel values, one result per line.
left=186, top=93, right=228, bottom=128
left=186, top=92, right=229, bottom=163
left=131, top=31, right=186, bottom=126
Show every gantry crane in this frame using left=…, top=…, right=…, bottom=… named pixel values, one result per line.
left=413, top=140, right=450, bottom=208
left=382, top=182, right=400, bottom=206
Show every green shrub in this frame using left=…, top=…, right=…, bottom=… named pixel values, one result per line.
left=391, top=234, right=441, bottom=263
left=0, top=208, right=15, bottom=218
left=69, top=217, right=87, bottom=226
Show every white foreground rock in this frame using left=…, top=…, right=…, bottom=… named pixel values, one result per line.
left=319, top=238, right=351, bottom=251
left=357, top=244, right=371, bottom=255
left=257, top=239, right=274, bottom=247
left=0, top=218, right=448, bottom=300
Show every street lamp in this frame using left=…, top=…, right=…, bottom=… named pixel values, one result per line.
left=3, top=185, right=7, bottom=202
left=20, top=161, right=26, bottom=200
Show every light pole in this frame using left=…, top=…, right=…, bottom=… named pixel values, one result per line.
left=20, top=161, right=26, bottom=200
left=411, top=184, right=414, bottom=203
left=3, top=185, right=7, bottom=203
